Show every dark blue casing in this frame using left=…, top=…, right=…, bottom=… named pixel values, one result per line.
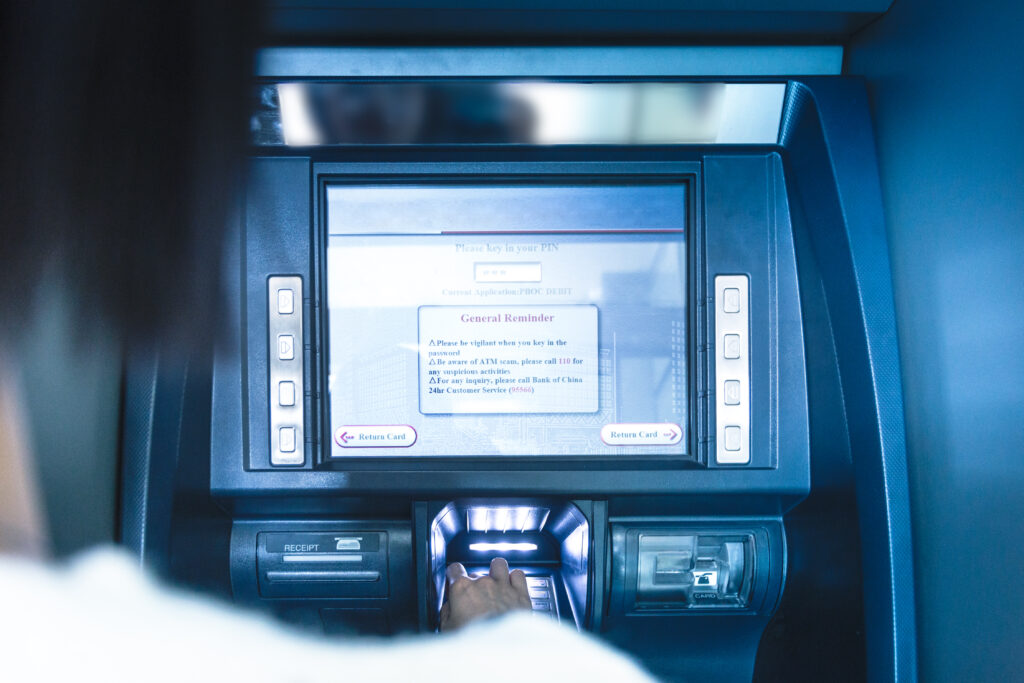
left=215, top=153, right=807, bottom=494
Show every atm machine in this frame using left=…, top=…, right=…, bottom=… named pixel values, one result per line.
left=121, top=41, right=915, bottom=683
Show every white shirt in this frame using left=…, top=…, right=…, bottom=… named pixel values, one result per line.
left=0, top=548, right=656, bottom=682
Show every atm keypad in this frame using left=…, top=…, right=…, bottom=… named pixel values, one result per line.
left=715, top=275, right=750, bottom=465
left=269, top=276, right=304, bottom=466
left=526, top=576, right=558, bottom=618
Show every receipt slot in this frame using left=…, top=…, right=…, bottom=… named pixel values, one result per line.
left=257, top=531, right=388, bottom=599
left=230, top=520, right=417, bottom=636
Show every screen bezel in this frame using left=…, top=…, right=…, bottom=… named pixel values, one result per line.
left=312, top=163, right=703, bottom=470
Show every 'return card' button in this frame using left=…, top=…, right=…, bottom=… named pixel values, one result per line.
left=600, top=423, right=682, bottom=446
left=334, top=425, right=417, bottom=449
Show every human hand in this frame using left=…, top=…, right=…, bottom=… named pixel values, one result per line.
left=439, top=557, right=533, bottom=631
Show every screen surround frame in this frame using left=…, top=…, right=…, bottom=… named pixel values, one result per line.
left=311, top=161, right=706, bottom=471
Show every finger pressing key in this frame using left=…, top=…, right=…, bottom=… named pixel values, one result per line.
left=446, top=562, right=469, bottom=585
left=489, top=556, right=510, bottom=582
left=509, top=568, right=529, bottom=599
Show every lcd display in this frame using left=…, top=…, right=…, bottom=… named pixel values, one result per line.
left=326, top=183, right=687, bottom=457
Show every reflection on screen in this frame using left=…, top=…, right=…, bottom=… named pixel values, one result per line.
left=326, top=184, right=687, bottom=457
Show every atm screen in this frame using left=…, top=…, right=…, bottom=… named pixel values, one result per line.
left=325, top=182, right=688, bottom=457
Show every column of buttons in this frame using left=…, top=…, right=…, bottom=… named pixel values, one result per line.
left=715, top=275, right=750, bottom=465
left=269, top=276, right=304, bottom=466
left=526, top=576, right=559, bottom=619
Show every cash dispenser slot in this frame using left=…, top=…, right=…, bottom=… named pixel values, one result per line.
left=636, top=533, right=752, bottom=609
left=428, top=501, right=589, bottom=629
left=258, top=531, right=388, bottom=598
left=610, top=523, right=777, bottom=615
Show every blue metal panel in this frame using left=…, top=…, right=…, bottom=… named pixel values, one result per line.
left=780, top=78, right=917, bottom=682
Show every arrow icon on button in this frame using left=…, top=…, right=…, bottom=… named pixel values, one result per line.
left=337, top=430, right=352, bottom=444
left=664, top=430, right=679, bottom=440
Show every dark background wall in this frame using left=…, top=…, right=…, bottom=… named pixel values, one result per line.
left=847, top=1, right=1024, bottom=679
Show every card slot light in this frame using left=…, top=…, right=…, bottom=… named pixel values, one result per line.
left=469, top=542, right=539, bottom=553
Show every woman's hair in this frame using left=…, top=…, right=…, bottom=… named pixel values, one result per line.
left=0, top=1, right=255, bottom=344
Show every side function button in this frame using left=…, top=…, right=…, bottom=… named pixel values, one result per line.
left=723, top=426, right=742, bottom=451
left=714, top=275, right=750, bottom=465
left=279, top=381, right=296, bottom=407
left=277, top=288, right=295, bottom=315
left=279, top=427, right=297, bottom=453
left=723, top=380, right=741, bottom=406
left=269, top=276, right=304, bottom=467
left=723, top=334, right=742, bottom=359
left=723, top=287, right=741, bottom=313
left=278, top=334, right=295, bottom=361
